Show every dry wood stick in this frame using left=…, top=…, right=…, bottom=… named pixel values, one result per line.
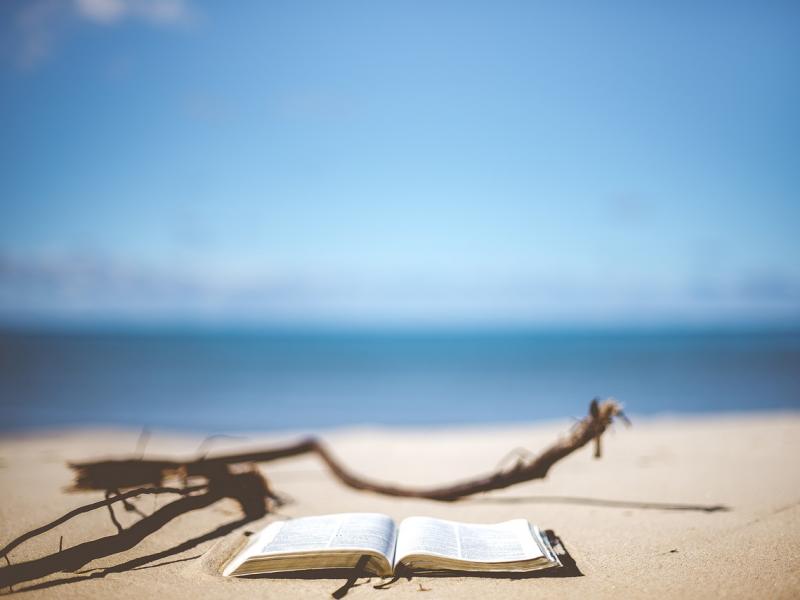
left=304, top=398, right=626, bottom=501
left=69, top=399, right=627, bottom=502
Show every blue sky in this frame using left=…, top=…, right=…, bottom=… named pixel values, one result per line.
left=1, top=0, right=799, bottom=327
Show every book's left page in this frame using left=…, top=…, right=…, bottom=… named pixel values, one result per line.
left=223, top=513, right=397, bottom=577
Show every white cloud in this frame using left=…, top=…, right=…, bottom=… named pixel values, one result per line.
left=1, top=251, right=798, bottom=327
left=4, top=0, right=193, bottom=69
left=73, top=0, right=127, bottom=24
left=74, top=0, right=191, bottom=26
left=11, top=0, right=67, bottom=69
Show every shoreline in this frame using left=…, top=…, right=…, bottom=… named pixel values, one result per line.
left=2, top=407, right=799, bottom=440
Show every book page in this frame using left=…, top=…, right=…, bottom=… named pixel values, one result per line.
left=457, top=519, right=541, bottom=562
left=394, top=517, right=543, bottom=565
left=253, top=513, right=397, bottom=558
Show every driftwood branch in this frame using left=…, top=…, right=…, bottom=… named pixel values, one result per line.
left=70, top=398, right=628, bottom=502
left=0, top=398, right=626, bottom=590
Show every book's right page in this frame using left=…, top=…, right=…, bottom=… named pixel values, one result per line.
left=393, top=517, right=560, bottom=573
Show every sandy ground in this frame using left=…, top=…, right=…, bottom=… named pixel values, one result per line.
left=1, top=412, right=799, bottom=598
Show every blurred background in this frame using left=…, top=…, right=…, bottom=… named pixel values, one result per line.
left=1, top=0, right=798, bottom=431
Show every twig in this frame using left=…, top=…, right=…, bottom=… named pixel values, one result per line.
left=495, top=447, right=537, bottom=471
left=69, top=399, right=627, bottom=502
left=305, top=398, right=626, bottom=501
left=135, top=428, right=151, bottom=459
left=196, top=434, right=247, bottom=460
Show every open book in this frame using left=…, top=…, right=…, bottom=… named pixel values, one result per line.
left=223, top=513, right=561, bottom=577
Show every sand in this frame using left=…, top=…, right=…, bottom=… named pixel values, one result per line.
left=1, top=412, right=799, bottom=598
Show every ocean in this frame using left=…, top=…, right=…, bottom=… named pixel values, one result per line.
left=1, top=328, right=798, bottom=432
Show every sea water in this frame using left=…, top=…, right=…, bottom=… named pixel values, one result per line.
left=1, top=328, right=798, bottom=431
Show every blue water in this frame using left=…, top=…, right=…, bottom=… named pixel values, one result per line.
left=1, top=329, right=799, bottom=432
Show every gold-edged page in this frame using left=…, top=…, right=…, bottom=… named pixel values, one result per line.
left=222, top=520, right=284, bottom=576
left=394, top=517, right=558, bottom=573
left=223, top=513, right=397, bottom=577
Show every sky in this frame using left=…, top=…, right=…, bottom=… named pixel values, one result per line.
left=1, top=0, right=799, bottom=328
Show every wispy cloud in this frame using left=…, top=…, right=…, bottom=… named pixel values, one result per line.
left=603, top=193, right=654, bottom=226
left=74, top=0, right=191, bottom=26
left=3, top=0, right=194, bottom=69
left=7, top=0, right=67, bottom=69
left=1, top=251, right=798, bottom=327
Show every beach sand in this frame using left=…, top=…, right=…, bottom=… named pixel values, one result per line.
left=1, top=412, right=799, bottom=598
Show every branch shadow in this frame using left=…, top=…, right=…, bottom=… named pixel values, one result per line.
left=11, top=517, right=250, bottom=595
left=0, top=471, right=269, bottom=594
left=468, top=495, right=730, bottom=513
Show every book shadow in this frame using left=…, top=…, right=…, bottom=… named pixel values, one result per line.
left=242, top=530, right=581, bottom=598
left=468, top=495, right=730, bottom=512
